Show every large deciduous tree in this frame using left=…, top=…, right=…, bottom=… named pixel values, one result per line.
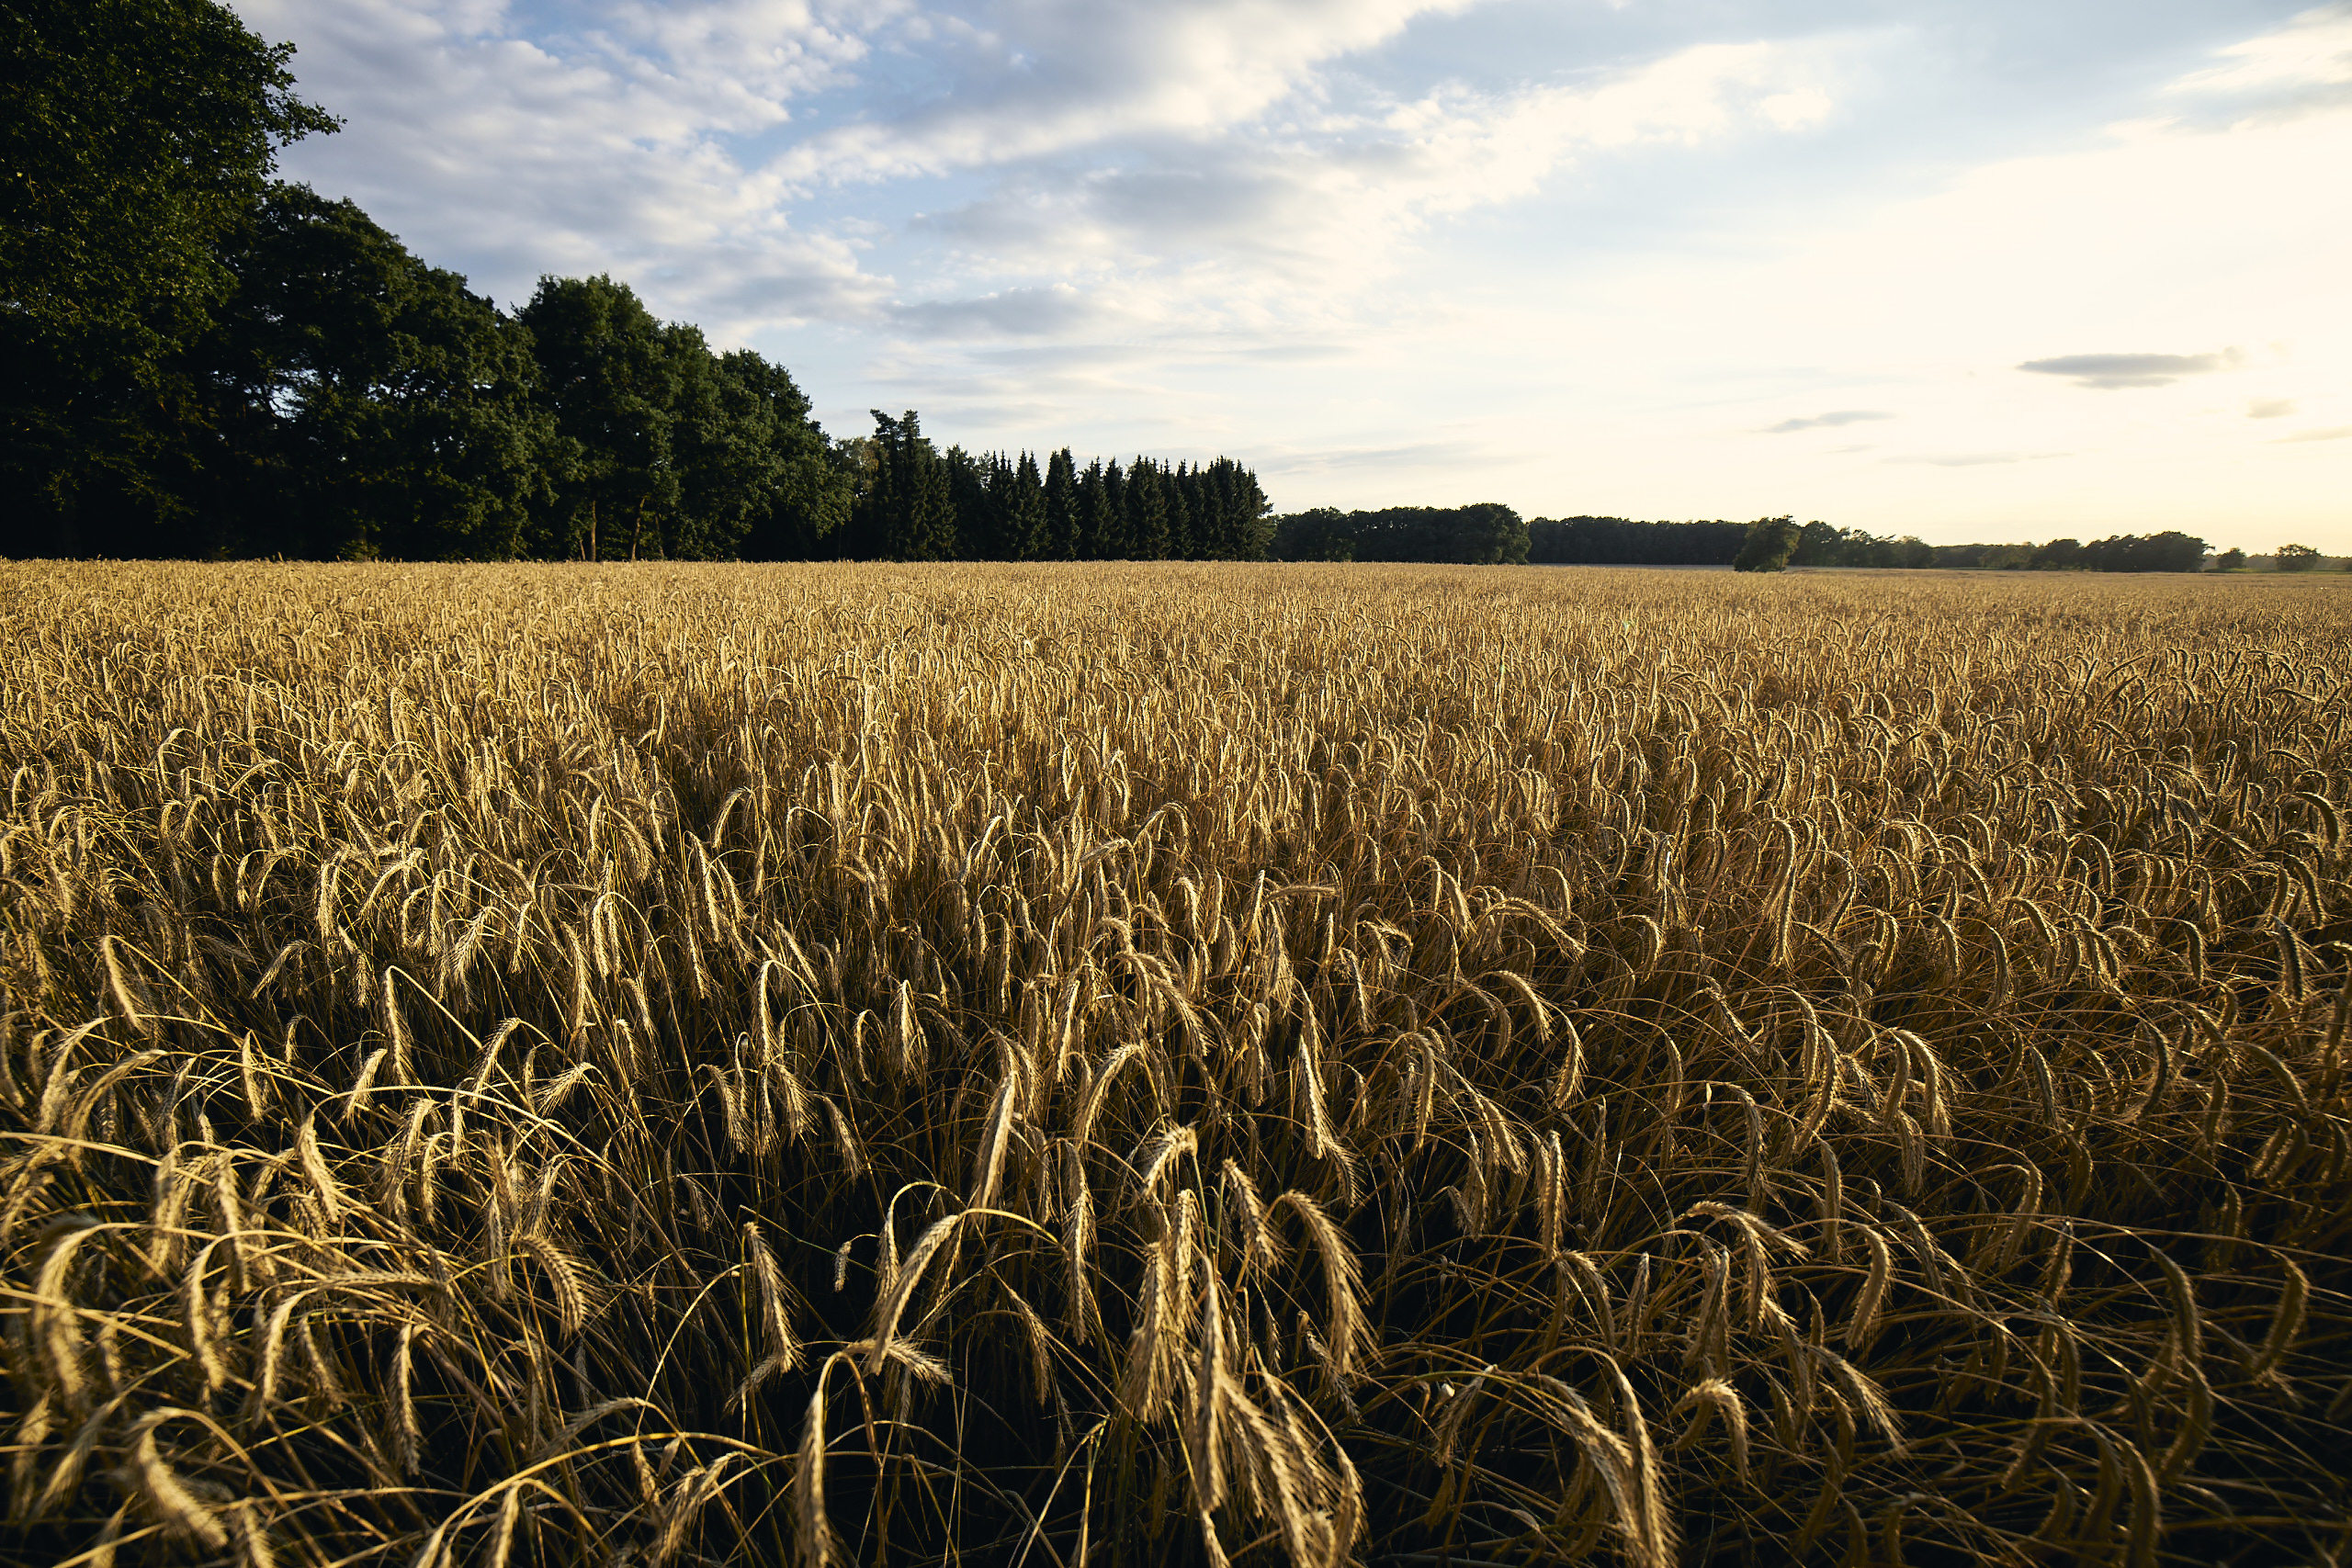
left=1733, top=515, right=1804, bottom=572
left=201, top=185, right=554, bottom=560
left=1, top=0, right=336, bottom=555
left=726, top=350, right=851, bottom=560
left=669, top=344, right=847, bottom=562
left=520, top=275, right=683, bottom=561
left=1, top=0, right=336, bottom=377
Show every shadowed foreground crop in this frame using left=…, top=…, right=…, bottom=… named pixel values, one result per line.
left=2, top=561, right=2347, bottom=1566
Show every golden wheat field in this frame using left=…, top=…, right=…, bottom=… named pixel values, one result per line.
left=2, top=559, right=2348, bottom=1568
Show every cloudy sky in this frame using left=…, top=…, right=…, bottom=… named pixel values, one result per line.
left=229, top=0, right=2352, bottom=549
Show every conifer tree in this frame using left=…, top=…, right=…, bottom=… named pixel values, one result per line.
left=1007, top=450, right=1049, bottom=560
left=864, top=409, right=955, bottom=560
left=1196, top=460, right=1232, bottom=558
left=1074, top=458, right=1111, bottom=558
left=1193, top=457, right=1270, bottom=559
left=1098, top=459, right=1131, bottom=558
left=1165, top=460, right=1196, bottom=558
left=1045, top=446, right=1080, bottom=560
left=944, top=446, right=989, bottom=558
left=1126, top=457, right=1169, bottom=558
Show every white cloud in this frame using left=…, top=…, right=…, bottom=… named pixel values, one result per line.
left=889, top=35, right=1852, bottom=340
left=1255, top=437, right=1507, bottom=475
left=767, top=0, right=1476, bottom=185
left=236, top=0, right=885, bottom=322
left=246, top=0, right=1849, bottom=342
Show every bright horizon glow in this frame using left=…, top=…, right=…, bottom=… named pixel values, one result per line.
left=231, top=0, right=2352, bottom=551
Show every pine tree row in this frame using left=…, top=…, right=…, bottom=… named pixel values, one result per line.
left=841, top=412, right=1272, bottom=563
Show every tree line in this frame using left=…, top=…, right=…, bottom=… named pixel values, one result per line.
left=1270, top=509, right=2221, bottom=573
left=2214, top=544, right=2342, bottom=573
left=1526, top=516, right=1753, bottom=566
left=0, top=3, right=1266, bottom=563
left=1541, top=517, right=2214, bottom=573
left=1271, top=505, right=1529, bottom=564
left=845, top=413, right=1271, bottom=563
left=1785, top=524, right=2209, bottom=573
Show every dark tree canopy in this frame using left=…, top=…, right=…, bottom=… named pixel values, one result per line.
left=203, top=186, right=554, bottom=561
left=1733, top=515, right=1804, bottom=572
left=1, top=0, right=336, bottom=550
left=1791, top=521, right=1935, bottom=570
left=1519, top=517, right=2211, bottom=576
left=664, top=348, right=765, bottom=562
left=1126, top=459, right=1170, bottom=560
left=519, top=276, right=684, bottom=562
left=2076, top=532, right=2208, bottom=573
left=1526, top=517, right=1753, bottom=566
left=1, top=0, right=337, bottom=378
left=1005, top=452, right=1050, bottom=561
left=1044, top=448, right=1080, bottom=561
left=1271, top=504, right=1529, bottom=564
left=856, top=410, right=956, bottom=562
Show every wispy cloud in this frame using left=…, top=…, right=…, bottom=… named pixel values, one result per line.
left=1256, top=438, right=1507, bottom=474
left=2163, top=3, right=2352, bottom=99
left=2248, top=397, right=2300, bottom=418
left=888, top=35, right=1853, bottom=338
left=1891, top=452, right=2071, bottom=467
left=2273, top=423, right=2352, bottom=443
left=765, top=0, right=1477, bottom=188
left=2017, top=351, right=2244, bottom=389
left=1763, top=409, right=1893, bottom=434
left=886, top=285, right=1102, bottom=337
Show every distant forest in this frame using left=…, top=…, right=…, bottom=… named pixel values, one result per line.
left=1530, top=517, right=2213, bottom=573
left=1273, top=510, right=2214, bottom=573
